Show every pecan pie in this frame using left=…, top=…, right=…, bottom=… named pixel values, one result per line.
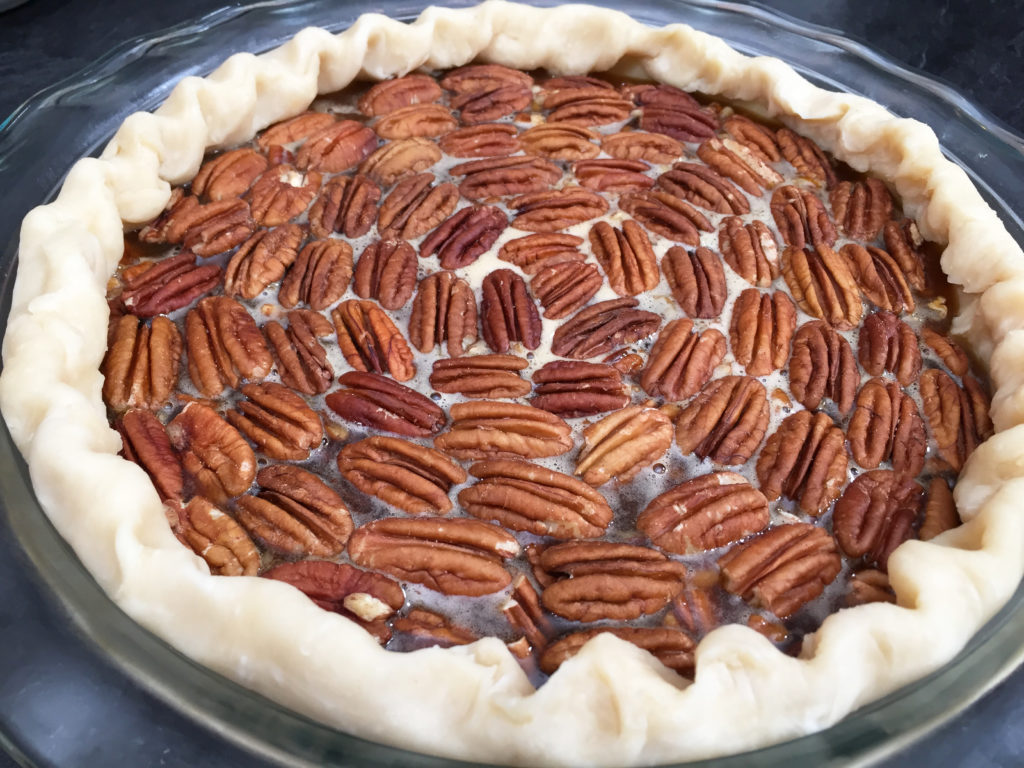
left=3, top=3, right=1024, bottom=765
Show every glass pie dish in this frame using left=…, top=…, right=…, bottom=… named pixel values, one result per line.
left=1, top=1, right=1023, bottom=766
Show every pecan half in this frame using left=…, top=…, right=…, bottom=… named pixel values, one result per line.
left=920, top=369, right=993, bottom=473
left=308, top=174, right=380, bottom=239
left=830, top=178, right=893, bottom=241
left=184, top=296, right=273, bottom=397
left=530, top=360, right=629, bottom=418
left=359, top=137, right=442, bottom=187
left=770, top=186, right=837, bottom=249
left=103, top=315, right=182, bottom=411
left=718, top=216, right=779, bottom=287
left=846, top=569, right=895, bottom=607
left=434, top=401, right=572, bottom=461
left=236, top=464, right=352, bottom=557
left=453, top=155, right=562, bottom=200
left=662, top=245, right=727, bottom=318
left=540, top=627, right=696, bottom=675
left=511, top=187, right=609, bottom=233
left=883, top=219, right=927, bottom=292
left=573, top=159, right=654, bottom=193
left=264, top=309, right=334, bottom=395
left=634, top=84, right=719, bottom=142
left=377, top=174, right=458, bottom=240
left=848, top=378, right=925, bottom=476
left=295, top=120, right=378, bottom=173
left=921, top=476, right=959, bottom=540
left=641, top=318, right=726, bottom=401
left=408, top=271, right=478, bottom=357
left=442, top=64, right=533, bottom=124
left=352, top=240, right=417, bottom=310
left=589, top=220, right=658, bottom=297
left=192, top=148, right=268, bottom=202
left=520, top=123, right=600, bottom=160
left=576, top=405, right=673, bottom=486
left=139, top=194, right=254, bottom=257
left=728, top=289, right=797, bottom=376
left=373, top=103, right=456, bottom=140
left=167, top=402, right=256, bottom=504
left=460, top=459, right=613, bottom=539
left=392, top=609, right=478, bottom=648
left=224, top=224, right=303, bottom=300
left=348, top=517, right=519, bottom=596
left=776, top=128, right=836, bottom=188
left=263, top=560, right=402, bottom=642
left=420, top=205, right=508, bottom=269
left=658, top=162, right=750, bottom=215
left=638, top=472, right=770, bottom=553
left=602, top=131, right=683, bottom=164
left=480, top=269, right=542, bottom=352
left=833, top=470, right=923, bottom=570
left=789, top=320, right=858, bottom=414
left=840, top=243, right=914, bottom=314
left=118, top=251, right=222, bottom=317
left=227, top=381, right=323, bottom=461
left=498, top=233, right=584, bottom=274
left=429, top=355, right=530, bottom=399
left=173, top=497, right=259, bottom=576
left=337, top=436, right=466, bottom=515
left=543, top=85, right=634, bottom=127
left=539, top=540, right=686, bottom=621
left=358, top=74, right=442, bottom=116
left=256, top=112, right=336, bottom=150
left=619, top=190, right=711, bottom=246
left=438, top=123, right=520, bottom=157
left=245, top=165, right=322, bottom=226
left=921, top=327, right=969, bottom=377
left=858, top=311, right=922, bottom=386
left=552, top=297, right=661, bottom=359
left=332, top=299, right=415, bottom=381
left=718, top=522, right=841, bottom=617
left=674, top=376, right=769, bottom=464
left=666, top=587, right=718, bottom=636
left=116, top=408, right=183, bottom=502
left=503, top=575, right=553, bottom=652
left=325, top=371, right=444, bottom=437
left=530, top=260, right=603, bottom=319
left=696, top=136, right=782, bottom=194
left=756, top=410, right=848, bottom=515
left=723, top=114, right=781, bottom=163
left=278, top=238, right=353, bottom=310
left=782, top=245, right=863, bottom=330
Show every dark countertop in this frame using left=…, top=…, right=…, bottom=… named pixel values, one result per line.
left=0, top=1, right=1022, bottom=767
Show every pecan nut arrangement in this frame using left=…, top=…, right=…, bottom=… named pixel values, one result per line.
left=3, top=4, right=1023, bottom=766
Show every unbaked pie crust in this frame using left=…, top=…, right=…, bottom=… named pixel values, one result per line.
left=4, top=2, right=1024, bottom=765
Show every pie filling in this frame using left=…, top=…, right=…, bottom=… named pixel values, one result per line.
left=103, top=65, right=991, bottom=684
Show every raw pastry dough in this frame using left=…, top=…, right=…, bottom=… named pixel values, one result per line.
left=3, top=2, right=1024, bottom=765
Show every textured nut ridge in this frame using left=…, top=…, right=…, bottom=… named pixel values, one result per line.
left=638, top=472, right=770, bottom=553
left=279, top=238, right=353, bottom=311
left=337, top=436, right=466, bottom=516
left=430, top=355, right=530, bottom=399
left=728, top=289, right=796, bottom=376
left=756, top=410, right=848, bottom=516
left=552, top=298, right=661, bottom=359
left=858, top=311, right=922, bottom=386
left=168, top=402, right=257, bottom=505
left=480, top=269, right=542, bottom=353
left=235, top=464, right=352, bottom=557
left=353, top=240, right=417, bottom=310
left=408, top=271, right=478, bottom=357
left=641, top=318, right=726, bottom=401
left=102, top=315, right=182, bottom=411
left=674, top=376, right=769, bottom=465
left=530, top=360, right=629, bottom=418
left=662, top=245, right=727, bottom=319
left=326, top=371, right=445, bottom=437
left=227, top=381, right=324, bottom=461
left=719, top=522, right=841, bottom=618
left=576, top=405, right=673, bottom=486
left=435, top=401, right=573, bottom=461
left=832, top=470, right=923, bottom=571
left=332, top=299, right=415, bottom=382
left=459, top=459, right=613, bottom=539
left=589, top=220, right=659, bottom=297
left=788, top=320, right=858, bottom=414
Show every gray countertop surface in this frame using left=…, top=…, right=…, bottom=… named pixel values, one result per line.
left=0, top=0, right=1022, bottom=766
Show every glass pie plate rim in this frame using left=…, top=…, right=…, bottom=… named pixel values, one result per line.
left=1, top=1, right=1023, bottom=766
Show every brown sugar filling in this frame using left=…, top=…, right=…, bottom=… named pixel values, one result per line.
left=102, top=65, right=992, bottom=684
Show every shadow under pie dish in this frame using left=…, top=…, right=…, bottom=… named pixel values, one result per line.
left=3, top=1, right=1024, bottom=765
